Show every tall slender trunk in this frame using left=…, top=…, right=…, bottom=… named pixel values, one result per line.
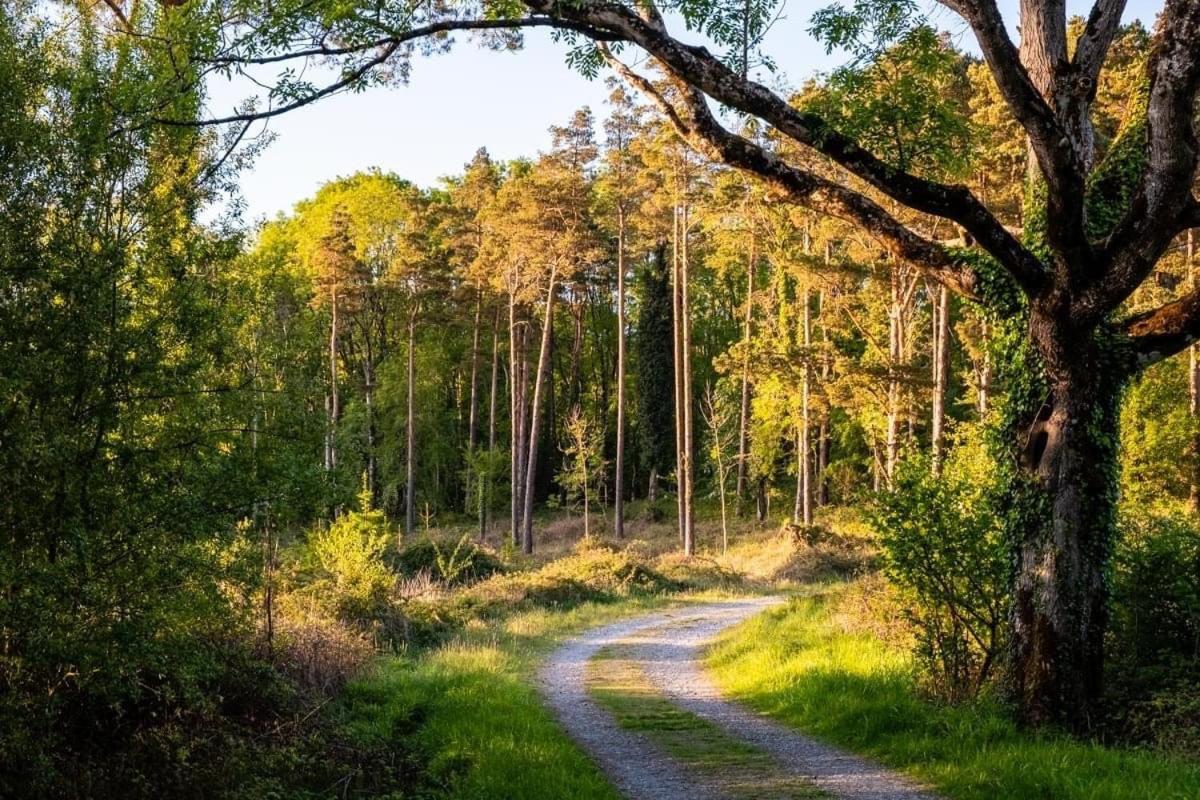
left=521, top=266, right=559, bottom=554
left=736, top=230, right=755, bottom=509
left=405, top=305, right=417, bottom=537
left=509, top=290, right=524, bottom=546
left=931, top=284, right=950, bottom=476
left=680, top=204, right=696, bottom=556
left=363, top=349, right=377, bottom=502
left=615, top=205, right=627, bottom=539
left=326, top=288, right=340, bottom=472
left=978, top=317, right=992, bottom=418
left=466, top=290, right=482, bottom=514
left=798, top=286, right=812, bottom=526
left=672, top=206, right=686, bottom=546
left=817, top=282, right=831, bottom=506
left=482, top=307, right=500, bottom=541
left=1188, top=230, right=1200, bottom=513
left=885, top=268, right=902, bottom=486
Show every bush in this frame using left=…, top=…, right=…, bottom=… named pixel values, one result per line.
left=1105, top=511, right=1200, bottom=754
left=302, top=500, right=396, bottom=623
left=392, top=535, right=505, bottom=585
left=870, top=439, right=1008, bottom=702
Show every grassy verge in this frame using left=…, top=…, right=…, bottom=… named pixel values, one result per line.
left=706, top=587, right=1200, bottom=800
left=587, top=641, right=825, bottom=799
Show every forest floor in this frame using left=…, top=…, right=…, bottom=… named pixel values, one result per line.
left=332, top=506, right=1200, bottom=799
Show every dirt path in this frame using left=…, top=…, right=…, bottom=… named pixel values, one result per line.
left=537, top=598, right=939, bottom=800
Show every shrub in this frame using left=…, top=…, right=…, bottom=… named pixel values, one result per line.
left=870, top=438, right=1008, bottom=702
left=303, top=500, right=396, bottom=623
left=1105, top=511, right=1200, bottom=754
left=393, top=535, right=505, bottom=586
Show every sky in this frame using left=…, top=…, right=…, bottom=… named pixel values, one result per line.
left=206, top=1, right=1165, bottom=223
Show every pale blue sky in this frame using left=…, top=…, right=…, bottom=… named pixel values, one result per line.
left=207, top=1, right=1163, bottom=222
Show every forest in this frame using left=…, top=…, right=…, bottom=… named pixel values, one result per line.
left=3, top=0, right=1200, bottom=798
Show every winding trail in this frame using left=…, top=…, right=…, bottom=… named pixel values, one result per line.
left=537, top=598, right=939, bottom=800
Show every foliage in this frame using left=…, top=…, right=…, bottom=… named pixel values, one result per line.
left=1105, top=511, right=1200, bottom=755
left=871, top=437, right=1009, bottom=701
left=707, top=589, right=1200, bottom=800
left=302, top=492, right=396, bottom=622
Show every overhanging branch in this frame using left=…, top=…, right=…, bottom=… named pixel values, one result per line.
left=603, top=50, right=983, bottom=301
left=527, top=0, right=1047, bottom=295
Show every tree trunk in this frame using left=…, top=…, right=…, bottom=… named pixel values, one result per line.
left=1010, top=340, right=1121, bottom=729
left=466, top=290, right=482, bottom=513
left=483, top=307, right=500, bottom=542
left=363, top=349, right=377, bottom=503
left=672, top=206, right=686, bottom=546
left=404, top=306, right=417, bottom=537
left=326, top=288, right=340, bottom=472
left=648, top=467, right=659, bottom=504
left=931, top=284, right=950, bottom=476
left=680, top=203, right=696, bottom=556
left=736, top=230, right=755, bottom=509
left=799, top=286, right=812, bottom=526
left=615, top=205, right=627, bottom=539
left=1188, top=230, right=1200, bottom=514
left=521, top=266, right=559, bottom=554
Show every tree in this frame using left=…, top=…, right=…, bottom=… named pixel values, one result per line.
left=597, top=81, right=646, bottom=539
left=701, top=383, right=738, bottom=553
left=558, top=406, right=607, bottom=540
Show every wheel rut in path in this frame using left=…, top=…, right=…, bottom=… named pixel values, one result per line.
left=537, top=598, right=940, bottom=800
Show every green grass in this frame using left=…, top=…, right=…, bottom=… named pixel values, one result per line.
left=706, top=589, right=1200, bottom=800
left=587, top=642, right=825, bottom=799
left=337, top=600, right=670, bottom=799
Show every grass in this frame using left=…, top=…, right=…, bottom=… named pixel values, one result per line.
left=324, top=509, right=870, bottom=798
left=587, top=641, right=825, bottom=799
left=332, top=521, right=786, bottom=800
left=706, top=587, right=1200, bottom=800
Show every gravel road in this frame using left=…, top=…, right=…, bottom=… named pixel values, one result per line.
left=537, top=598, right=939, bottom=800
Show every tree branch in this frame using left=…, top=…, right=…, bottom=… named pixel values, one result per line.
left=603, top=50, right=982, bottom=300
left=164, top=17, right=613, bottom=127
left=527, top=0, right=1046, bottom=295
left=1122, top=287, right=1200, bottom=367
left=1078, top=0, right=1200, bottom=319
left=1073, top=0, right=1127, bottom=91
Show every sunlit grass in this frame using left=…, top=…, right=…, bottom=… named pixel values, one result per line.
left=706, top=589, right=1200, bottom=800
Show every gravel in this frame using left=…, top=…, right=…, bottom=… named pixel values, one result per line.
left=537, top=598, right=941, bottom=800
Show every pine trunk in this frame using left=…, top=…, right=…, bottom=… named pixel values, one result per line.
left=404, top=306, right=417, bottom=536
left=931, top=284, right=950, bottom=476
left=736, top=231, right=755, bottom=509
left=615, top=206, right=627, bottom=538
left=521, top=267, right=558, bottom=554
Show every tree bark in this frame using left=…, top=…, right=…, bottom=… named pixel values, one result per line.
left=680, top=203, right=696, bottom=556
left=931, top=283, right=950, bottom=476
left=615, top=205, right=627, bottom=538
left=798, top=286, right=812, bottom=526
left=466, top=289, right=482, bottom=514
left=1188, top=230, right=1200, bottom=514
left=326, top=288, right=340, bottom=473
left=736, top=229, right=755, bottom=509
left=672, top=205, right=686, bottom=546
left=1011, top=316, right=1121, bottom=729
left=509, top=290, right=524, bottom=546
left=482, top=306, right=501, bottom=542
left=405, top=305, right=417, bottom=537
left=521, top=266, right=559, bottom=554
